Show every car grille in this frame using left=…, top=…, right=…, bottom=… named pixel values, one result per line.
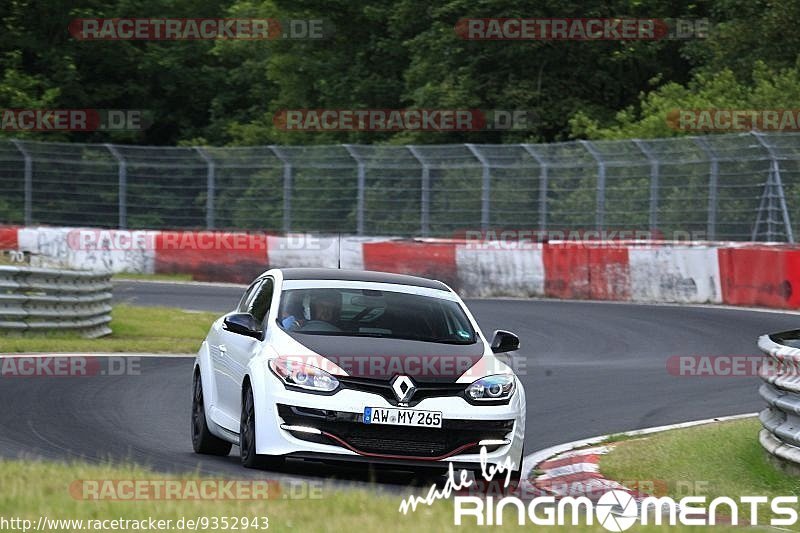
left=337, top=376, right=468, bottom=407
left=347, top=430, right=451, bottom=457
left=278, top=404, right=513, bottom=458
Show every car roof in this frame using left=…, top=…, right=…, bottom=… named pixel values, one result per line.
left=276, top=268, right=450, bottom=291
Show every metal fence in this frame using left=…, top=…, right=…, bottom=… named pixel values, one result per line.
left=0, top=131, right=797, bottom=241
left=0, top=266, right=112, bottom=338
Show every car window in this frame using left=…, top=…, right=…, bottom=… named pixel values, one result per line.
left=277, top=287, right=475, bottom=344
left=248, top=278, right=274, bottom=323
left=237, top=280, right=262, bottom=312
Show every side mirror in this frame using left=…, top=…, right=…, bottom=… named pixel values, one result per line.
left=223, top=313, right=263, bottom=340
left=491, top=330, right=520, bottom=353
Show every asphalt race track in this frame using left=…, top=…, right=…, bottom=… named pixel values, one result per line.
left=0, top=280, right=798, bottom=487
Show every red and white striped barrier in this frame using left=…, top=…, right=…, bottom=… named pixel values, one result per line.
left=2, top=226, right=799, bottom=309
left=531, top=445, right=646, bottom=501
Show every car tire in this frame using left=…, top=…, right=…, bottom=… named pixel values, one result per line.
left=240, top=383, right=284, bottom=469
left=192, top=371, right=232, bottom=456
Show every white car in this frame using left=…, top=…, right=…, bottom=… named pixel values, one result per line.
left=192, top=268, right=526, bottom=481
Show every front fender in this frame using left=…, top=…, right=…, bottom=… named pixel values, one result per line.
left=246, top=353, right=283, bottom=455
left=195, top=341, right=217, bottom=410
left=513, top=377, right=527, bottom=468
left=195, top=340, right=238, bottom=441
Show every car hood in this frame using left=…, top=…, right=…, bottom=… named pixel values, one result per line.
left=285, top=331, right=488, bottom=383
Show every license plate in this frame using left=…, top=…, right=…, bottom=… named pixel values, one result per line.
left=363, top=407, right=442, bottom=428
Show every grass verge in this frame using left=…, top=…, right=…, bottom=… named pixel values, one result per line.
left=0, top=458, right=735, bottom=533
left=0, top=459, right=459, bottom=533
left=601, top=417, right=800, bottom=523
left=0, top=304, right=216, bottom=353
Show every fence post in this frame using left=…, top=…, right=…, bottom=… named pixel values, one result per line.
left=195, top=147, right=216, bottom=230
left=633, top=139, right=660, bottom=233
left=407, top=145, right=429, bottom=237
left=580, top=140, right=606, bottom=230
left=11, top=140, right=32, bottom=226
left=752, top=131, right=794, bottom=243
left=343, top=145, right=365, bottom=235
left=270, top=146, right=292, bottom=233
left=104, top=144, right=127, bottom=229
left=465, top=144, right=491, bottom=231
left=521, top=144, right=548, bottom=233
left=693, top=137, right=718, bottom=241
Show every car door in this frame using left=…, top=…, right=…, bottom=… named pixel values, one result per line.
left=206, top=279, right=259, bottom=429
left=215, top=277, right=274, bottom=426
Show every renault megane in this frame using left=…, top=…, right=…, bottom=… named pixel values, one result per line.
left=191, top=268, right=525, bottom=481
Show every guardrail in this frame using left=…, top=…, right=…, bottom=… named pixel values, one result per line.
left=0, top=266, right=112, bottom=338
left=758, top=330, right=800, bottom=470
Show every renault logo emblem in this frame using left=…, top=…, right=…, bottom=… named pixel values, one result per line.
left=391, top=375, right=416, bottom=402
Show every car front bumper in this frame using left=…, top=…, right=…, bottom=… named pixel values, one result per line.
left=254, top=368, right=526, bottom=470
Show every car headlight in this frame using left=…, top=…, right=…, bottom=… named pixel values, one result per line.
left=466, top=374, right=515, bottom=401
left=268, top=357, right=339, bottom=392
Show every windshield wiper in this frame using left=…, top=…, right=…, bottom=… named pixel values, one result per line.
left=426, top=337, right=476, bottom=344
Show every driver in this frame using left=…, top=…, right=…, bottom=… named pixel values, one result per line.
left=279, top=292, right=305, bottom=330
left=310, top=290, right=341, bottom=326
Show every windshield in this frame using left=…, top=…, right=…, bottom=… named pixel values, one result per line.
left=277, top=288, right=476, bottom=344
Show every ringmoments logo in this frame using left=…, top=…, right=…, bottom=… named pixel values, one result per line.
left=398, top=452, right=800, bottom=530
left=594, top=491, right=638, bottom=531
left=451, top=493, right=799, bottom=529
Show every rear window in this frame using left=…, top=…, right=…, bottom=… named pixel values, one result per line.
left=277, top=287, right=476, bottom=344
